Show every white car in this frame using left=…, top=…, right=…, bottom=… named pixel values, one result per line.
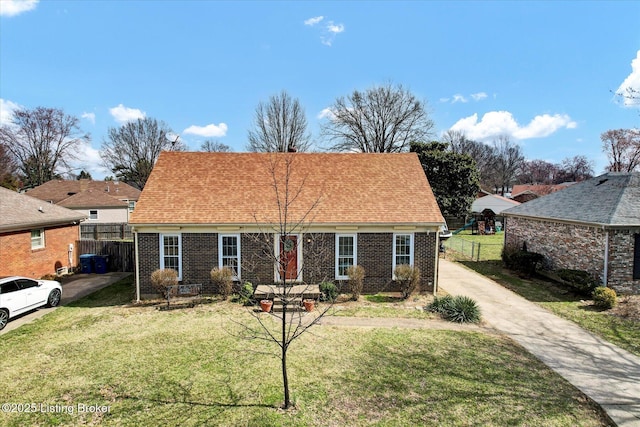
left=0, top=276, right=62, bottom=330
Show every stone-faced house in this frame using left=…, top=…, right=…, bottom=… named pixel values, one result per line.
left=129, top=152, right=445, bottom=300
left=0, top=187, right=86, bottom=278
left=502, top=172, right=640, bottom=294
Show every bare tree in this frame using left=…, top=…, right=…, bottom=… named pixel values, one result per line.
left=517, top=159, right=559, bottom=184
left=247, top=91, right=311, bottom=152
left=322, top=83, right=435, bottom=152
left=200, top=140, right=231, bottom=152
left=442, top=130, right=495, bottom=188
left=0, top=107, right=88, bottom=188
left=491, top=136, right=524, bottom=195
left=0, top=142, right=19, bottom=189
left=601, top=129, right=640, bottom=172
left=101, top=117, right=186, bottom=189
left=556, top=155, right=594, bottom=182
left=233, top=153, right=333, bottom=409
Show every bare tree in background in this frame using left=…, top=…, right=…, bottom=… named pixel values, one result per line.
left=556, top=155, right=594, bottom=182
left=0, top=142, right=19, bottom=189
left=601, top=129, right=640, bottom=172
left=101, top=117, right=186, bottom=189
left=491, top=135, right=524, bottom=195
left=517, top=159, right=559, bottom=184
left=233, top=153, right=333, bottom=409
left=247, top=91, right=311, bottom=152
left=322, top=83, right=434, bottom=152
left=442, top=130, right=495, bottom=188
left=200, top=140, right=231, bottom=152
left=0, top=107, right=88, bottom=188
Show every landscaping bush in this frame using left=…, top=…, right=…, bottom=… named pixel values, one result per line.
left=319, top=281, right=338, bottom=302
left=427, top=295, right=481, bottom=323
left=556, top=269, right=599, bottom=296
left=592, top=286, right=617, bottom=309
left=210, top=267, right=234, bottom=300
left=394, top=264, right=420, bottom=299
left=347, top=265, right=365, bottom=301
left=232, top=281, right=254, bottom=305
left=502, top=247, right=544, bottom=276
left=150, top=268, right=178, bottom=298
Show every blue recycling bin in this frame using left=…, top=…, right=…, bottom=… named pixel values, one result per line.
left=80, top=254, right=95, bottom=274
left=93, top=255, right=108, bottom=274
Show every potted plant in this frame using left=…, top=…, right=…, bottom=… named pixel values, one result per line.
left=303, top=299, right=315, bottom=312
left=260, top=299, right=273, bottom=312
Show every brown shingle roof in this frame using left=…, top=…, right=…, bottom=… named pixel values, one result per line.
left=57, top=189, right=129, bottom=208
left=0, top=187, right=86, bottom=232
left=26, top=179, right=141, bottom=204
left=130, top=152, right=444, bottom=226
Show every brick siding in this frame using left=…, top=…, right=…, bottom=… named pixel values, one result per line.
left=137, top=233, right=159, bottom=297
left=182, top=233, right=217, bottom=294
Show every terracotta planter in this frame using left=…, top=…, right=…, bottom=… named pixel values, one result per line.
left=303, top=299, right=315, bottom=312
left=260, top=299, right=273, bottom=312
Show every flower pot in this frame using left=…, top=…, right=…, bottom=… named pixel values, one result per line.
left=260, top=299, right=273, bottom=312
left=303, top=299, right=315, bottom=312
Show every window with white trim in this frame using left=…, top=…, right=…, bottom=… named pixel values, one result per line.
left=89, top=210, right=98, bottom=220
left=393, top=233, right=413, bottom=271
left=336, top=234, right=357, bottom=279
left=219, top=234, right=240, bottom=280
left=31, top=229, right=45, bottom=249
left=160, top=234, right=182, bottom=279
left=128, top=201, right=136, bottom=212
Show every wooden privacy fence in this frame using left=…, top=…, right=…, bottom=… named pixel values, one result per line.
left=77, top=240, right=135, bottom=272
left=81, top=223, right=132, bottom=241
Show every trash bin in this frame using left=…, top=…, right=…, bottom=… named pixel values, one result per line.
left=93, top=255, right=108, bottom=274
left=80, top=254, right=95, bottom=274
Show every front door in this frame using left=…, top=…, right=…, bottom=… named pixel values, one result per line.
left=279, top=235, right=298, bottom=282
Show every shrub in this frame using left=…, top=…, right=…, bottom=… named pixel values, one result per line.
left=210, top=267, right=234, bottom=299
left=150, top=268, right=178, bottom=298
left=347, top=265, right=365, bottom=301
left=232, top=281, right=254, bottom=305
left=502, top=247, right=544, bottom=276
left=427, top=295, right=454, bottom=314
left=319, top=281, right=338, bottom=302
left=428, top=295, right=481, bottom=323
left=556, top=269, right=599, bottom=296
left=394, top=264, right=420, bottom=299
left=592, top=286, right=617, bottom=309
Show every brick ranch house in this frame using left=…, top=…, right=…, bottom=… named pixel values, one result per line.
left=502, top=172, right=640, bottom=294
left=129, top=152, right=445, bottom=300
left=0, top=186, right=86, bottom=278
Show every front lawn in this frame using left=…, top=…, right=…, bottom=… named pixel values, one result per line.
left=444, top=230, right=504, bottom=261
left=0, top=277, right=610, bottom=426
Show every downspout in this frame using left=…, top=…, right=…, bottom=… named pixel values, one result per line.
left=133, top=227, right=141, bottom=302
left=603, top=228, right=609, bottom=287
left=433, top=230, right=439, bottom=296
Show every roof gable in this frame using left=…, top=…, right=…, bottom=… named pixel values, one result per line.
left=130, top=152, right=444, bottom=226
left=0, top=187, right=86, bottom=232
left=503, top=172, right=640, bottom=226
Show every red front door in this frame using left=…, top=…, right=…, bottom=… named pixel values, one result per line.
left=279, top=235, right=298, bottom=281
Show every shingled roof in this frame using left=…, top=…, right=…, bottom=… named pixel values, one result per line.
left=502, top=172, right=640, bottom=227
left=130, top=152, right=444, bottom=226
left=57, top=189, right=129, bottom=208
left=26, top=179, right=141, bottom=204
left=0, top=187, right=86, bottom=233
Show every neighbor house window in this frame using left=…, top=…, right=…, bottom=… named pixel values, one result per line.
left=128, top=201, right=135, bottom=212
left=393, top=233, right=413, bottom=272
left=31, top=229, right=44, bottom=249
left=219, top=234, right=240, bottom=280
left=160, top=234, right=182, bottom=279
left=336, top=234, right=357, bottom=279
left=634, top=234, right=640, bottom=280
left=89, top=210, right=98, bottom=220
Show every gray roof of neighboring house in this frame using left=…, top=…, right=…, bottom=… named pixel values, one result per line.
left=0, top=187, right=87, bottom=233
left=502, top=172, right=640, bottom=227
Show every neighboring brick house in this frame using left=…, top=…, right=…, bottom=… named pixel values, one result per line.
left=129, top=152, right=445, bottom=300
left=26, top=179, right=141, bottom=223
left=502, top=172, right=640, bottom=294
left=0, top=186, right=86, bottom=278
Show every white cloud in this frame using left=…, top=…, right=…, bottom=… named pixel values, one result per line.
left=109, top=104, right=146, bottom=124
left=450, top=111, right=577, bottom=141
left=81, top=112, right=96, bottom=124
left=70, top=141, right=110, bottom=179
left=439, top=97, right=450, bottom=103
left=317, top=107, right=335, bottom=120
left=0, top=98, right=21, bottom=126
left=471, top=92, right=488, bottom=101
left=304, top=16, right=323, bottom=26
left=183, top=122, right=228, bottom=137
left=616, top=50, right=640, bottom=107
left=327, top=22, right=345, bottom=33
left=0, top=0, right=38, bottom=17
left=452, top=94, right=467, bottom=104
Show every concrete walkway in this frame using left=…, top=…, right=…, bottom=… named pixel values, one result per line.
left=439, top=259, right=640, bottom=427
left=1, top=272, right=130, bottom=335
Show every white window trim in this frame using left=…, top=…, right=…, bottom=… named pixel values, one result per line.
left=392, top=233, right=414, bottom=277
left=89, top=210, right=98, bottom=220
left=218, top=234, right=241, bottom=281
left=31, top=229, right=45, bottom=250
left=335, top=234, right=357, bottom=280
left=159, top=233, right=182, bottom=280
left=274, top=233, right=303, bottom=283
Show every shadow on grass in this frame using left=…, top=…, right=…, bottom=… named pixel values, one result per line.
left=66, top=276, right=136, bottom=308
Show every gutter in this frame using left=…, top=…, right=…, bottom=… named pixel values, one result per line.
left=603, top=228, right=609, bottom=287
left=133, top=227, right=141, bottom=302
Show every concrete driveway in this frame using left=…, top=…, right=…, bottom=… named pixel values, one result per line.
left=439, top=258, right=640, bottom=427
left=0, top=272, right=131, bottom=336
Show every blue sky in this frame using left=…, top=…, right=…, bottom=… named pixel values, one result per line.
left=1, top=0, right=639, bottom=179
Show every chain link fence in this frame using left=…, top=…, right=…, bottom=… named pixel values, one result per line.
left=443, top=236, right=504, bottom=261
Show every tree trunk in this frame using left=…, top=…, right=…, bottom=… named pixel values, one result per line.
left=281, top=301, right=291, bottom=408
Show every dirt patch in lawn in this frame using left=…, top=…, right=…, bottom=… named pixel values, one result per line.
left=611, top=295, right=640, bottom=321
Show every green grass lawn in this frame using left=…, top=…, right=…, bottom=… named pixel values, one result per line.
left=458, top=260, right=640, bottom=357
left=0, top=276, right=610, bottom=426
left=444, top=231, right=504, bottom=261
